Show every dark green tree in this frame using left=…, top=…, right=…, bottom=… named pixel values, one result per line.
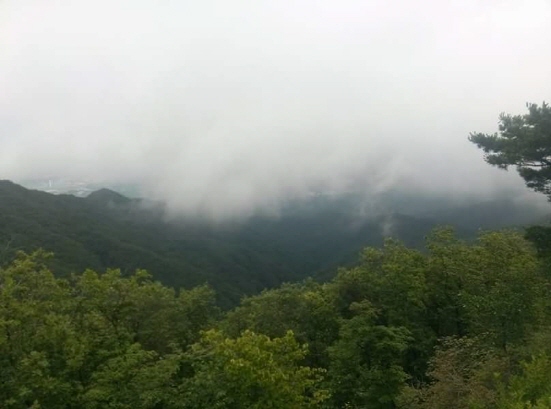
left=469, top=102, right=551, bottom=198
left=221, top=281, right=340, bottom=368
left=328, top=301, right=411, bottom=409
left=327, top=238, right=432, bottom=381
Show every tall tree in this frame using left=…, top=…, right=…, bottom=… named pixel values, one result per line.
left=469, top=102, right=551, bottom=198
left=221, top=281, right=340, bottom=368
left=180, top=330, right=328, bottom=409
left=328, top=301, right=411, bottom=409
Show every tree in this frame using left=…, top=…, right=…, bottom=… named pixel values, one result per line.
left=0, top=250, right=78, bottom=408
left=0, top=251, right=219, bottom=408
left=397, top=336, right=507, bottom=409
left=81, top=344, right=183, bottom=409
left=459, top=231, right=543, bottom=351
left=424, top=227, right=471, bottom=339
left=180, top=329, right=328, bottom=409
left=328, top=238, right=432, bottom=381
left=221, top=281, right=340, bottom=368
left=469, top=102, right=551, bottom=199
left=498, top=353, right=551, bottom=409
left=328, top=301, right=412, bottom=409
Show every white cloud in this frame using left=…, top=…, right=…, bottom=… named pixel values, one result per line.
left=1, top=0, right=550, bottom=217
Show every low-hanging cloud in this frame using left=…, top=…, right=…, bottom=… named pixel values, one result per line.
left=1, top=0, right=551, bottom=218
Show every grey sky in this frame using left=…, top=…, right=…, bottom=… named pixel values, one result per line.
left=1, top=0, right=550, bottom=217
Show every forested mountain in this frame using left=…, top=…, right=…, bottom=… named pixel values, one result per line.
left=0, top=180, right=546, bottom=306
left=2, top=104, right=551, bottom=406
left=1, top=0, right=548, bottom=402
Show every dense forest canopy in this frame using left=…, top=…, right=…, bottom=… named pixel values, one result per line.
left=2, top=227, right=551, bottom=408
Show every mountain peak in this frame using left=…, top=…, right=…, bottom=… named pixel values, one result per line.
left=0, top=179, right=22, bottom=190
left=86, top=188, right=131, bottom=206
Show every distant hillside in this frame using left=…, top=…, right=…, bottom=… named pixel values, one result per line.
left=0, top=180, right=546, bottom=306
left=0, top=180, right=295, bottom=306
left=86, top=188, right=132, bottom=205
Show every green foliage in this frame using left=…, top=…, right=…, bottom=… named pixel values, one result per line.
left=0, top=252, right=218, bottom=408
left=397, top=229, right=551, bottom=409
left=1, top=225, right=550, bottom=408
left=181, top=329, right=328, bottom=409
left=221, top=281, right=340, bottom=367
left=498, top=353, right=551, bottom=408
left=424, top=228, right=543, bottom=350
left=328, top=301, right=412, bottom=409
left=460, top=231, right=543, bottom=350
left=328, top=237, right=434, bottom=380
left=398, top=336, right=506, bottom=409
left=81, top=344, right=182, bottom=409
left=0, top=252, right=327, bottom=408
left=525, top=225, right=551, bottom=263
left=469, top=102, right=551, bottom=199
left=424, top=226, right=471, bottom=338
left=334, top=239, right=428, bottom=326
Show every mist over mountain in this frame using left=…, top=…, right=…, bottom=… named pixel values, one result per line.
left=2, top=1, right=551, bottom=406
left=0, top=180, right=547, bottom=306
left=2, top=0, right=550, bottom=219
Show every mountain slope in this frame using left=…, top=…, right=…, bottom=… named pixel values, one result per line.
left=0, top=180, right=545, bottom=306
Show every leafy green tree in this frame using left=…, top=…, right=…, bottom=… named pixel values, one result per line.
left=328, top=301, right=412, bottom=409
left=0, top=251, right=77, bottom=408
left=221, top=281, right=340, bottom=367
left=424, top=227, right=471, bottom=338
left=81, top=344, right=183, bottom=409
left=397, top=336, right=506, bottom=409
left=469, top=102, right=551, bottom=198
left=460, top=231, right=543, bottom=350
left=525, top=225, right=551, bottom=260
left=347, top=239, right=427, bottom=328
left=328, top=238, right=432, bottom=380
left=180, top=329, right=328, bottom=409
left=0, top=251, right=220, bottom=408
left=425, top=228, right=544, bottom=351
left=72, top=268, right=218, bottom=354
left=497, top=353, right=551, bottom=409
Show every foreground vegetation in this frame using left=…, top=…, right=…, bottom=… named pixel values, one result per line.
left=2, top=227, right=551, bottom=408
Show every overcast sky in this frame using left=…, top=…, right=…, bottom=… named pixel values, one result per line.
left=1, top=0, right=550, bottom=217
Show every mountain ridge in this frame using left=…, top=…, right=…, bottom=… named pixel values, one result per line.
left=0, top=180, right=547, bottom=306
